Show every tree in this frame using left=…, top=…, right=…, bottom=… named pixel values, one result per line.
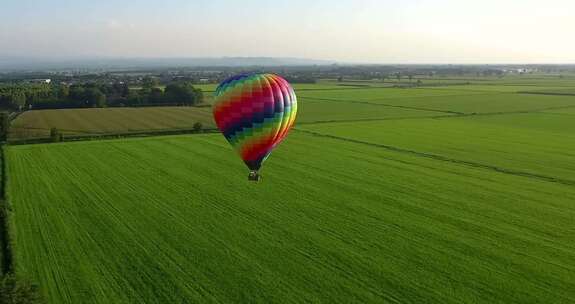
left=142, top=76, right=159, bottom=89
left=126, top=90, right=145, bottom=106
left=94, top=91, right=106, bottom=107
left=85, top=88, right=106, bottom=107
left=139, top=87, right=152, bottom=104
left=148, top=88, right=164, bottom=104
left=193, top=122, right=203, bottom=132
left=193, top=89, right=204, bottom=105
left=396, top=73, right=401, bottom=82
left=164, top=82, right=202, bottom=105
left=120, top=83, right=130, bottom=97
left=0, top=112, right=9, bottom=141
left=408, top=75, right=413, bottom=82
left=50, top=128, right=61, bottom=142
left=69, top=86, right=86, bottom=104
left=0, top=275, right=42, bottom=304
left=57, top=85, right=69, bottom=100
left=12, top=93, right=26, bottom=110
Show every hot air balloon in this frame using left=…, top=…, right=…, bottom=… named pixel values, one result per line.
left=212, top=73, right=297, bottom=181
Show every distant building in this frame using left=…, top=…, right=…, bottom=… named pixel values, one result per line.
left=504, top=68, right=536, bottom=74
left=29, top=79, right=51, bottom=84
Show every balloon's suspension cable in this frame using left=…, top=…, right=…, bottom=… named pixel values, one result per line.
left=248, top=170, right=261, bottom=182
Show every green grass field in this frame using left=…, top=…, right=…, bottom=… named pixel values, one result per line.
left=297, top=87, right=495, bottom=101
left=9, top=107, right=215, bottom=140
left=543, top=107, right=575, bottom=115
left=413, top=75, right=575, bottom=86
left=297, top=98, right=443, bottom=123
left=299, top=88, right=575, bottom=114
left=299, top=113, right=575, bottom=182
left=7, top=133, right=575, bottom=303
left=520, top=88, right=575, bottom=95
left=8, top=101, right=441, bottom=141
left=422, top=85, right=575, bottom=93
left=12, top=83, right=575, bottom=141
left=5, top=77, right=575, bottom=303
left=10, top=90, right=456, bottom=140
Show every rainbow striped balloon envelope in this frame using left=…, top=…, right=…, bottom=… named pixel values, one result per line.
left=212, top=73, right=297, bottom=181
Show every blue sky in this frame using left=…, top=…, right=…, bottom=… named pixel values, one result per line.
left=1, top=0, right=574, bottom=63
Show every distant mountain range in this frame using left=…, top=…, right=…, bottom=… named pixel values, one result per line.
left=0, top=57, right=337, bottom=71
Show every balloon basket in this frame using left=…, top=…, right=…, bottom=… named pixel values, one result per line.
left=248, top=171, right=261, bottom=182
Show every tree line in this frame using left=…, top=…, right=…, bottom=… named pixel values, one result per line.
left=0, top=81, right=204, bottom=110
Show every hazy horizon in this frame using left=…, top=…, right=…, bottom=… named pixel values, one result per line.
left=2, top=0, right=575, bottom=64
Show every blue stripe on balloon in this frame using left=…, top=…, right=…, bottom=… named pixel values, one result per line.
left=223, top=105, right=285, bottom=139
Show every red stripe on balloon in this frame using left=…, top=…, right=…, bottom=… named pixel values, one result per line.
left=240, top=132, right=277, bottom=162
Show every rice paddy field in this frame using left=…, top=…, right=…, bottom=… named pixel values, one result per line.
left=4, top=75, right=575, bottom=303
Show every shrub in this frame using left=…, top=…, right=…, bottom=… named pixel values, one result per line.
left=0, top=274, right=43, bottom=304
left=49, top=128, right=60, bottom=143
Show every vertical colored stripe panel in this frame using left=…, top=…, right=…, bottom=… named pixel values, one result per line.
left=213, top=73, right=297, bottom=171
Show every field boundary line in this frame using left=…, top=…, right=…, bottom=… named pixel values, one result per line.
left=0, top=145, right=13, bottom=274
left=295, top=129, right=575, bottom=187
left=297, top=114, right=455, bottom=125
left=302, top=97, right=465, bottom=115
left=300, top=91, right=503, bottom=102
left=414, top=87, right=519, bottom=93
left=518, top=91, right=575, bottom=97
left=537, top=112, right=575, bottom=116
left=203, top=85, right=386, bottom=94
left=7, top=128, right=220, bottom=145
left=292, top=86, right=385, bottom=91
left=430, top=104, right=575, bottom=120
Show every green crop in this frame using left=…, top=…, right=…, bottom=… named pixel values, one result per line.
left=6, top=132, right=575, bottom=303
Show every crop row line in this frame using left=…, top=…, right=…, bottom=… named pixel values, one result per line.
left=295, top=128, right=575, bottom=187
